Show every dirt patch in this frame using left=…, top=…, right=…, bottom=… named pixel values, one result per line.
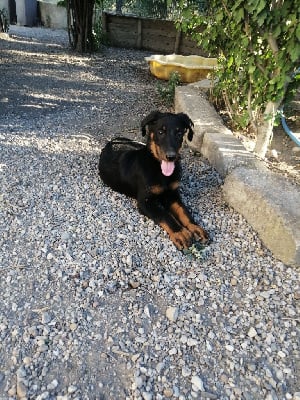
left=216, top=101, right=300, bottom=185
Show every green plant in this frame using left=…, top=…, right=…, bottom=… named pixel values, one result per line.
left=92, top=18, right=110, bottom=50
left=176, top=0, right=300, bottom=158
left=157, top=71, right=181, bottom=106
left=183, top=242, right=209, bottom=260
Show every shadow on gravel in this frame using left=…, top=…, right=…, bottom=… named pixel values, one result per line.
left=0, top=33, right=156, bottom=131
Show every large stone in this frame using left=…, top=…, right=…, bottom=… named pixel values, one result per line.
left=223, top=167, right=300, bottom=266
left=175, top=85, right=230, bottom=152
left=201, top=131, right=259, bottom=178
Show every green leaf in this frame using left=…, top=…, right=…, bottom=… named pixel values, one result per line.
left=273, top=25, right=281, bottom=38
left=296, top=24, right=300, bottom=41
left=248, top=65, right=256, bottom=74
left=256, top=0, right=266, bottom=15
left=235, top=7, right=244, bottom=23
left=257, top=11, right=267, bottom=26
left=227, top=55, right=234, bottom=67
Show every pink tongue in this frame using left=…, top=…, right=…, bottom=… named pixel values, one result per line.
left=161, top=160, right=175, bottom=176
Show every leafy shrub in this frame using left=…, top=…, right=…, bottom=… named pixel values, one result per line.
left=157, top=71, right=181, bottom=107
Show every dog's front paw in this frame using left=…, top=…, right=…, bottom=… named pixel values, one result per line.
left=169, top=228, right=193, bottom=250
left=187, top=223, right=209, bottom=243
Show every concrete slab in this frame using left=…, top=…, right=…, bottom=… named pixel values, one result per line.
left=201, top=131, right=260, bottom=178
left=175, top=81, right=300, bottom=267
left=223, top=167, right=300, bottom=267
left=175, top=85, right=230, bottom=151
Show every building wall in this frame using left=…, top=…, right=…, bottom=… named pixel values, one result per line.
left=38, top=1, right=67, bottom=29
left=0, top=0, right=66, bottom=28
left=0, top=0, right=37, bottom=26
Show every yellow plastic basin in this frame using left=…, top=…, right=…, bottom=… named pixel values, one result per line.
left=145, top=54, right=218, bottom=83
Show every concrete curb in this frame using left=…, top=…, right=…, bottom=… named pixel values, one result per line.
left=175, top=83, right=300, bottom=267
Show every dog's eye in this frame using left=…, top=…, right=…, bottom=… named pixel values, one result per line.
left=158, top=130, right=165, bottom=136
left=177, top=130, right=184, bottom=137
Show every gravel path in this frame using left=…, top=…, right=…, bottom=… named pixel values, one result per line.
left=0, top=27, right=299, bottom=400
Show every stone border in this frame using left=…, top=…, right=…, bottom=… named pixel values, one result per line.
left=175, top=82, right=300, bottom=267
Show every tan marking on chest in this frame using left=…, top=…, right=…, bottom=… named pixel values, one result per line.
left=150, top=185, right=164, bottom=195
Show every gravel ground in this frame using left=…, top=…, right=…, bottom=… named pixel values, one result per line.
left=0, top=27, right=299, bottom=400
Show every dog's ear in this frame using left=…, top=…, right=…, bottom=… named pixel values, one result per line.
left=141, top=110, right=165, bottom=136
left=178, top=113, right=194, bottom=141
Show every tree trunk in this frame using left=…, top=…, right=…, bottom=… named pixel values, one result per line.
left=254, top=100, right=280, bottom=158
left=67, top=0, right=95, bottom=53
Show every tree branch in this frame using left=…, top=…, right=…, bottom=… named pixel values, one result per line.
left=267, top=33, right=279, bottom=55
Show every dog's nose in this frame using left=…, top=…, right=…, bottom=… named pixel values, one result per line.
left=166, top=153, right=176, bottom=162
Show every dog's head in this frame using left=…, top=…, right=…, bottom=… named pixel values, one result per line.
left=141, top=111, right=194, bottom=176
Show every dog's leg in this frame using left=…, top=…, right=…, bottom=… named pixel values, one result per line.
left=138, top=196, right=193, bottom=250
left=166, top=191, right=209, bottom=243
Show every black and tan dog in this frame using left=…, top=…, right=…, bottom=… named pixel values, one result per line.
left=98, top=110, right=208, bottom=249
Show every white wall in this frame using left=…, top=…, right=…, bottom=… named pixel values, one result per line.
left=38, top=1, right=67, bottom=29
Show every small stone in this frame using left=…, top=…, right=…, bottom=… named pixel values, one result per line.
left=38, top=344, right=48, bottom=352
left=278, top=350, right=286, bottom=358
left=39, top=391, right=50, bottom=400
left=68, top=384, right=77, bottom=394
left=294, top=291, right=300, bottom=300
left=17, top=366, right=27, bottom=379
left=156, top=362, right=165, bottom=373
left=23, top=356, right=32, bottom=365
left=293, top=393, right=300, bottom=400
left=175, top=288, right=184, bottom=297
left=247, top=363, right=256, bottom=372
left=69, top=323, right=77, bottom=331
left=248, top=327, right=257, bottom=338
left=166, top=306, right=179, bottom=322
left=225, top=344, right=234, bottom=352
left=230, top=278, right=237, bottom=286
left=129, top=280, right=141, bottom=289
left=46, top=252, right=54, bottom=260
left=180, top=335, right=188, bottom=344
left=126, top=254, right=132, bottom=266
left=47, top=379, right=58, bottom=390
left=134, top=376, right=143, bottom=389
left=142, top=392, right=152, bottom=400
left=182, top=366, right=191, bottom=377
left=191, top=375, right=205, bottom=391
left=17, top=381, right=27, bottom=398
left=169, top=347, right=177, bottom=355
left=61, top=231, right=70, bottom=241
left=270, top=149, right=279, bottom=159
left=201, top=392, right=218, bottom=399
left=41, top=311, right=52, bottom=324
left=220, top=374, right=229, bottom=384
left=265, top=394, right=277, bottom=400
left=163, top=388, right=173, bottom=397
left=7, top=386, right=16, bottom=397
left=187, top=338, right=198, bottom=347
left=131, top=354, right=140, bottom=362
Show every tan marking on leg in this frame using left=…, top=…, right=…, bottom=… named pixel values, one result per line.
left=160, top=222, right=192, bottom=249
left=170, top=202, right=208, bottom=242
left=170, top=202, right=191, bottom=226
